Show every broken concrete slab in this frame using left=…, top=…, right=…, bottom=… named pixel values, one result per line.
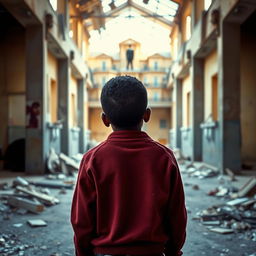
left=7, top=196, right=44, bottom=214
left=27, top=219, right=47, bottom=227
left=16, top=186, right=59, bottom=206
left=226, top=198, right=250, bottom=206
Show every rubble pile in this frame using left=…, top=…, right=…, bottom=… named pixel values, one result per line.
left=180, top=161, right=219, bottom=179
left=194, top=176, right=256, bottom=241
left=0, top=233, right=32, bottom=256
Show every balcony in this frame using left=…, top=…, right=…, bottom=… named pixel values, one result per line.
left=92, top=67, right=169, bottom=73
left=148, top=97, right=172, bottom=108
left=88, top=96, right=172, bottom=108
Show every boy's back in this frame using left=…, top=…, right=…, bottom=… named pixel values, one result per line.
left=71, top=76, right=186, bottom=256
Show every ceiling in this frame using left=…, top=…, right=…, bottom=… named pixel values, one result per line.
left=74, top=0, right=182, bottom=30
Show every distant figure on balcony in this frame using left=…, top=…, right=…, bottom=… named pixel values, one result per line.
left=126, top=44, right=134, bottom=70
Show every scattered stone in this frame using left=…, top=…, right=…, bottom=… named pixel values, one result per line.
left=27, top=219, right=47, bottom=227
left=209, top=227, right=234, bottom=234
left=13, top=223, right=23, bottom=228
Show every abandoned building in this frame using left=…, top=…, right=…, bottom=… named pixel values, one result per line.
left=0, top=0, right=256, bottom=256
left=1, top=0, right=255, bottom=175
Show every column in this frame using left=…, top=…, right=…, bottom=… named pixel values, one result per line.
left=25, top=25, right=47, bottom=174
left=58, top=59, right=71, bottom=155
left=174, top=78, right=182, bottom=149
left=191, top=58, right=204, bottom=161
left=218, top=22, right=241, bottom=172
left=77, top=78, right=85, bottom=153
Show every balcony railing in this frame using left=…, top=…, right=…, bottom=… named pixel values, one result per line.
left=92, top=67, right=169, bottom=73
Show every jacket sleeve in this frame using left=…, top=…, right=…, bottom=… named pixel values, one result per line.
left=71, top=154, right=97, bottom=256
left=164, top=158, right=187, bottom=256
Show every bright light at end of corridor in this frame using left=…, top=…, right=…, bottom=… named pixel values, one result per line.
left=89, top=10, right=171, bottom=56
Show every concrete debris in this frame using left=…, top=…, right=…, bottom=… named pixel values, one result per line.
left=12, top=176, right=29, bottom=187
left=236, top=177, right=256, bottom=198
left=30, top=181, right=73, bottom=189
left=209, top=227, right=234, bottom=234
left=0, top=182, right=9, bottom=190
left=59, top=153, right=80, bottom=175
left=0, top=233, right=31, bottom=256
left=7, top=196, right=44, bottom=214
left=225, top=168, right=237, bottom=181
left=47, top=148, right=61, bottom=173
left=27, top=219, right=47, bottom=227
left=180, top=161, right=219, bottom=179
left=13, top=223, right=23, bottom=228
left=16, top=186, right=59, bottom=206
left=47, top=148, right=81, bottom=175
left=195, top=194, right=256, bottom=239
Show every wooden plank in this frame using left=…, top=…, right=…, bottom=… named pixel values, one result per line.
left=16, top=186, right=59, bottom=206
left=7, top=196, right=44, bottom=214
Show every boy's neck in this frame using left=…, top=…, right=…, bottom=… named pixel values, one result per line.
left=111, top=123, right=142, bottom=132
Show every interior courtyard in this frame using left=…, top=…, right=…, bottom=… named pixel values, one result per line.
left=0, top=0, right=256, bottom=255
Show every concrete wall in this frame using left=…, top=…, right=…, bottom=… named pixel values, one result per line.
left=240, top=17, right=256, bottom=163
left=0, top=26, right=26, bottom=152
left=144, top=108, right=171, bottom=145
left=204, top=50, right=217, bottom=120
left=89, top=108, right=111, bottom=143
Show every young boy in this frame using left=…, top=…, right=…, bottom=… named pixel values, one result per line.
left=71, top=76, right=187, bottom=256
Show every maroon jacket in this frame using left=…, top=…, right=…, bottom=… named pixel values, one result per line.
left=71, top=131, right=187, bottom=256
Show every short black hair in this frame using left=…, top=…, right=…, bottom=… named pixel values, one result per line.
left=100, top=76, right=148, bottom=128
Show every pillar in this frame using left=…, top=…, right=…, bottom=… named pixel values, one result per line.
left=174, top=78, right=182, bottom=148
left=58, top=59, right=71, bottom=155
left=218, top=22, right=241, bottom=172
left=25, top=25, right=47, bottom=174
left=191, top=58, right=204, bottom=161
left=77, top=78, right=85, bottom=153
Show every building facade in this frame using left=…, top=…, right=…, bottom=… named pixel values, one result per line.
left=88, top=39, right=172, bottom=145
left=168, top=0, right=256, bottom=172
left=0, top=0, right=95, bottom=174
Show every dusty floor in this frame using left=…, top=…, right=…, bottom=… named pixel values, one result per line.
left=0, top=169, right=256, bottom=256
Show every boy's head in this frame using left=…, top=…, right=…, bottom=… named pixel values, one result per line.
left=100, top=75, right=150, bottom=130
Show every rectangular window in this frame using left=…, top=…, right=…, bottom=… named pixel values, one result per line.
left=154, top=61, right=158, bottom=70
left=154, top=76, right=159, bottom=87
left=102, top=61, right=106, bottom=71
left=50, top=79, right=58, bottom=123
left=212, top=74, right=218, bottom=121
left=160, top=119, right=167, bottom=129
left=186, top=91, right=191, bottom=127
left=153, top=92, right=159, bottom=101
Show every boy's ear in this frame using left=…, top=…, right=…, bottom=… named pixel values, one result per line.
left=143, top=108, right=151, bottom=123
left=101, top=112, right=110, bottom=127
